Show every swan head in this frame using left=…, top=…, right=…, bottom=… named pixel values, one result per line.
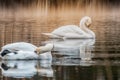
left=35, top=47, right=41, bottom=54
left=80, top=16, right=92, bottom=28
left=0, top=49, right=11, bottom=57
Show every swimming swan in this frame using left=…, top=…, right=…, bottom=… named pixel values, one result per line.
left=42, top=16, right=95, bottom=39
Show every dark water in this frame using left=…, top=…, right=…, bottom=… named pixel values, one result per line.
left=0, top=0, right=120, bottom=80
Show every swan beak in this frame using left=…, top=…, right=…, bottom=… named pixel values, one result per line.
left=34, top=48, right=41, bottom=54
left=88, top=24, right=91, bottom=28
left=85, top=20, right=92, bottom=28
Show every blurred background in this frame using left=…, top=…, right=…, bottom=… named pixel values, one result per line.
left=0, top=0, right=120, bottom=46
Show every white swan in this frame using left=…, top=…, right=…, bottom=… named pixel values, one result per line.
left=0, top=50, right=38, bottom=59
left=0, top=49, right=52, bottom=60
left=0, top=42, right=53, bottom=60
left=0, top=42, right=53, bottom=54
left=0, top=42, right=37, bottom=59
left=1, top=42, right=37, bottom=52
left=42, top=16, right=95, bottom=39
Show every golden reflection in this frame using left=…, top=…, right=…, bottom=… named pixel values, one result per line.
left=0, top=0, right=119, bottom=46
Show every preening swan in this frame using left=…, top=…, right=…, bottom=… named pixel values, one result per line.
left=0, top=42, right=53, bottom=54
left=1, top=42, right=37, bottom=52
left=42, top=16, right=95, bottom=39
left=0, top=42, right=53, bottom=60
left=0, top=49, right=52, bottom=60
left=0, top=50, right=38, bottom=59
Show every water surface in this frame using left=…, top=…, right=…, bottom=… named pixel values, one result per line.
left=0, top=0, right=120, bottom=80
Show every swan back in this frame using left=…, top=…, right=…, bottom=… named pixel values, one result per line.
left=0, top=49, right=38, bottom=60
left=1, top=42, right=37, bottom=53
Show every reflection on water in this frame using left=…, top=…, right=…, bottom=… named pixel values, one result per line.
left=0, top=60, right=53, bottom=79
left=0, top=59, right=119, bottom=80
left=0, top=61, right=37, bottom=78
left=43, top=39, right=95, bottom=60
left=53, top=65, right=120, bottom=80
left=0, top=0, right=120, bottom=80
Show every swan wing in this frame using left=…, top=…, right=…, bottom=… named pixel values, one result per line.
left=1, top=42, right=37, bottom=52
left=52, top=25, right=86, bottom=36
left=43, top=25, right=88, bottom=38
left=2, top=51, right=38, bottom=60
left=42, top=33, right=62, bottom=38
left=64, top=33, right=89, bottom=39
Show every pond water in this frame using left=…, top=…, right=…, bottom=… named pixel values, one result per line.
left=0, top=0, right=120, bottom=80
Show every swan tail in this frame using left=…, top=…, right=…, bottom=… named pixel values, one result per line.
left=42, top=33, right=62, bottom=39
left=42, top=33, right=54, bottom=36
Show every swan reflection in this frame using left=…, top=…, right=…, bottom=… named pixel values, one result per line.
left=0, top=60, right=53, bottom=78
left=43, top=39, right=95, bottom=61
left=38, top=59, right=53, bottom=77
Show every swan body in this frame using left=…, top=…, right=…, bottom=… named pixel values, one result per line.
left=1, top=50, right=38, bottom=60
left=0, top=42, right=53, bottom=60
left=0, top=42, right=53, bottom=54
left=1, top=42, right=37, bottom=52
left=0, top=49, right=52, bottom=60
left=42, top=16, right=95, bottom=39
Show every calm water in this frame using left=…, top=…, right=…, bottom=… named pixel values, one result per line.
left=0, top=0, right=120, bottom=80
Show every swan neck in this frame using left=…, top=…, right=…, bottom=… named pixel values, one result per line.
left=80, top=21, right=95, bottom=38
left=40, top=45, right=52, bottom=52
left=80, top=21, right=89, bottom=32
left=80, top=21, right=86, bottom=29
